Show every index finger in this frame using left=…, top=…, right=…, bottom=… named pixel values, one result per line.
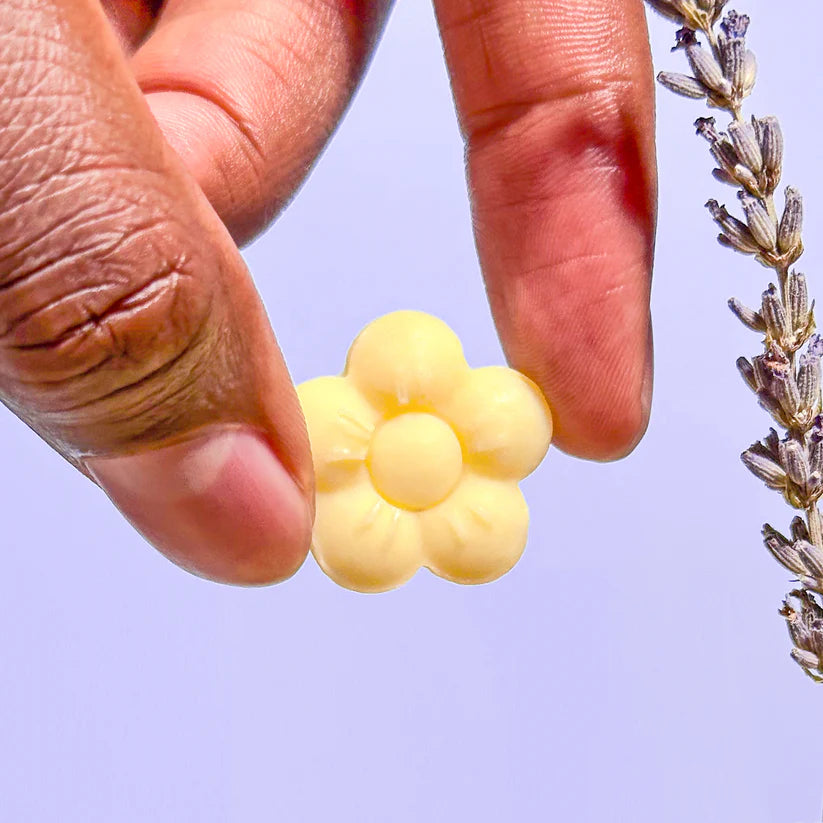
left=435, top=0, right=657, bottom=460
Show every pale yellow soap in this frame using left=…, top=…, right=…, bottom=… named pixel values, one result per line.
left=297, top=310, right=553, bottom=593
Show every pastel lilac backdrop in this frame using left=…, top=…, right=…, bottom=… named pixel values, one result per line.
left=1, top=1, right=821, bottom=820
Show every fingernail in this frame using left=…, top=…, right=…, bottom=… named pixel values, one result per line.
left=87, top=427, right=312, bottom=585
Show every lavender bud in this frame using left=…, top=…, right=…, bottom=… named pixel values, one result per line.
left=798, top=338, right=822, bottom=411
left=712, top=168, right=737, bottom=186
left=727, top=121, right=763, bottom=172
left=717, top=12, right=750, bottom=93
left=791, top=649, right=822, bottom=673
left=763, top=525, right=806, bottom=575
left=739, top=191, right=777, bottom=250
left=733, top=164, right=760, bottom=193
left=801, top=576, right=823, bottom=596
left=728, top=297, right=765, bottom=332
left=717, top=234, right=752, bottom=255
left=709, top=139, right=739, bottom=174
left=773, top=370, right=801, bottom=418
left=783, top=591, right=823, bottom=662
left=736, top=356, right=757, bottom=390
left=718, top=37, right=744, bottom=92
left=742, top=449, right=787, bottom=489
left=756, top=115, right=783, bottom=180
left=787, top=270, right=809, bottom=334
left=657, top=72, right=708, bottom=99
left=695, top=116, right=720, bottom=143
left=761, top=284, right=789, bottom=340
left=791, top=516, right=811, bottom=543
left=798, top=360, right=820, bottom=413
left=800, top=542, right=823, bottom=579
left=757, top=390, right=789, bottom=426
left=742, top=51, right=757, bottom=95
left=778, top=187, right=803, bottom=255
left=764, top=428, right=781, bottom=455
left=752, top=354, right=772, bottom=390
left=686, top=41, right=732, bottom=97
left=781, top=439, right=809, bottom=487
left=720, top=10, right=750, bottom=39
left=673, top=26, right=697, bottom=50
left=811, top=442, right=823, bottom=480
left=707, top=199, right=759, bottom=254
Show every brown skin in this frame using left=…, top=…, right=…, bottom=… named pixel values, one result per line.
left=0, top=0, right=656, bottom=583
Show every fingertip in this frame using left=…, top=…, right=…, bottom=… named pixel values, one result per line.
left=551, top=402, right=649, bottom=462
left=547, top=327, right=654, bottom=462
left=87, top=426, right=313, bottom=586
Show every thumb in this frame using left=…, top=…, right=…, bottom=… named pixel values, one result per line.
left=0, top=0, right=313, bottom=584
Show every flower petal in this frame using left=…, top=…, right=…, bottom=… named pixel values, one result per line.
left=345, top=310, right=470, bottom=412
left=296, top=376, right=379, bottom=492
left=419, top=473, right=529, bottom=584
left=312, top=479, right=424, bottom=593
left=442, top=366, right=552, bottom=479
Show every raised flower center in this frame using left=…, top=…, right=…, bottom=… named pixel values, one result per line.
left=367, top=412, right=463, bottom=510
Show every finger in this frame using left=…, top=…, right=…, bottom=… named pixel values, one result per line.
left=434, top=0, right=657, bottom=460
left=131, top=0, right=392, bottom=244
left=0, top=0, right=313, bottom=584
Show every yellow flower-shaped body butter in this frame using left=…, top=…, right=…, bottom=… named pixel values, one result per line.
left=297, top=311, right=552, bottom=593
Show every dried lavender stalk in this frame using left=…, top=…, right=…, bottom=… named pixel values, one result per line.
left=646, top=0, right=823, bottom=681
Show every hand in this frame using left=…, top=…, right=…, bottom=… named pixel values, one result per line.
left=0, top=0, right=655, bottom=584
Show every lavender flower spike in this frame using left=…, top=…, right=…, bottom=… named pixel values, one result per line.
left=646, top=1, right=823, bottom=682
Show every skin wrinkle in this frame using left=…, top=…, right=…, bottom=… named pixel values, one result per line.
left=6, top=267, right=191, bottom=351
left=140, top=79, right=269, bottom=164
left=4, top=283, right=125, bottom=340
left=48, top=311, right=204, bottom=414
left=0, top=199, right=137, bottom=272
left=1, top=161, right=163, bottom=206
left=0, top=216, right=173, bottom=332
left=149, top=25, right=280, bottom=95
left=441, top=0, right=619, bottom=94
left=462, top=79, right=633, bottom=142
left=30, top=334, right=209, bottom=452
left=0, top=255, right=205, bottom=383
left=138, top=5, right=347, bottom=104
left=0, top=102, right=168, bottom=208
left=0, top=217, right=176, bottom=342
left=53, top=333, right=228, bottom=457
left=148, top=94, right=269, bottom=219
left=5, top=285, right=217, bottom=447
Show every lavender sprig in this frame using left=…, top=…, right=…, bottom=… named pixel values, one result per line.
left=647, top=0, right=823, bottom=681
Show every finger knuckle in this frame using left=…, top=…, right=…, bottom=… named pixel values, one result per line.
left=441, top=0, right=648, bottom=146
left=0, top=173, right=217, bottom=447
left=464, top=76, right=636, bottom=153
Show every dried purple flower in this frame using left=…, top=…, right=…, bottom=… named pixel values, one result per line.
left=648, top=1, right=823, bottom=681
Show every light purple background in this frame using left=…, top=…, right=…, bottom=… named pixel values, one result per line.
left=2, top=1, right=822, bottom=820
